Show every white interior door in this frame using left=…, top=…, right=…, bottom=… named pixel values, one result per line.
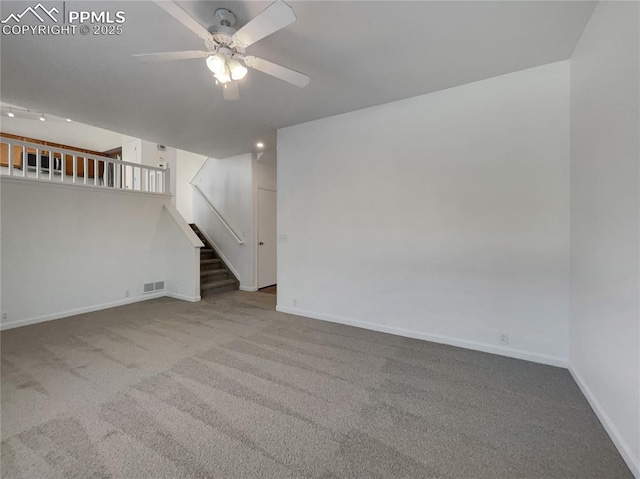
left=122, top=139, right=141, bottom=190
left=258, top=188, right=277, bottom=288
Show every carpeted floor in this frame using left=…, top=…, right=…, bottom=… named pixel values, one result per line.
left=0, top=291, right=632, bottom=478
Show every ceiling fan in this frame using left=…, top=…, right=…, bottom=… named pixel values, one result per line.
left=133, top=0, right=310, bottom=101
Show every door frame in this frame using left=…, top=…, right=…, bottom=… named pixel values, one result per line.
left=255, top=186, right=277, bottom=290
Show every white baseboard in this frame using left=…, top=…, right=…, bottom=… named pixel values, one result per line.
left=0, top=293, right=166, bottom=331
left=275, top=305, right=567, bottom=368
left=240, top=286, right=259, bottom=292
left=0, top=292, right=205, bottom=331
left=568, top=363, right=639, bottom=478
left=166, top=292, right=201, bottom=302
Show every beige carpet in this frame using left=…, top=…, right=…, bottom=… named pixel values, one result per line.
left=1, top=291, right=632, bottom=478
left=259, top=285, right=277, bottom=295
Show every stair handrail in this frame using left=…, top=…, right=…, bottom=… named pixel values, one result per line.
left=192, top=183, right=244, bottom=245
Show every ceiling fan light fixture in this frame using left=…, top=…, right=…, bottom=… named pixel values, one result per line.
left=206, top=53, right=226, bottom=75
left=229, top=59, right=248, bottom=80
left=137, top=0, right=310, bottom=101
left=215, top=64, right=232, bottom=84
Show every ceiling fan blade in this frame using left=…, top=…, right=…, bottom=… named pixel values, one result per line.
left=243, top=56, right=310, bottom=88
left=132, top=50, right=209, bottom=63
left=223, top=82, right=240, bottom=101
left=153, top=1, right=211, bottom=40
left=232, top=0, right=296, bottom=48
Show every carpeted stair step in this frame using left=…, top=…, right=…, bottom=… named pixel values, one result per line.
left=191, top=224, right=240, bottom=295
left=201, top=250, right=215, bottom=260
left=201, top=268, right=230, bottom=278
left=200, top=259, right=222, bottom=271
left=200, top=258, right=220, bottom=265
left=201, top=278, right=238, bottom=292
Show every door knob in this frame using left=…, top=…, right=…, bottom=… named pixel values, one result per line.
left=259, top=242, right=264, bottom=245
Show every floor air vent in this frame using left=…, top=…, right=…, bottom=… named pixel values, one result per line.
left=144, top=281, right=165, bottom=293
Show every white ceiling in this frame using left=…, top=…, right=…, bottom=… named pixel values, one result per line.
left=0, top=1, right=595, bottom=159
left=0, top=103, right=123, bottom=151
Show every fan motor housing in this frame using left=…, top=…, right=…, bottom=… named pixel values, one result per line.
left=214, top=8, right=236, bottom=27
left=210, top=27, right=234, bottom=46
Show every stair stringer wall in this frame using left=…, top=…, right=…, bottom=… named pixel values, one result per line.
left=191, top=154, right=254, bottom=290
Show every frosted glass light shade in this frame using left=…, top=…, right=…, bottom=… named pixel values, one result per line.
left=229, top=59, right=248, bottom=80
left=215, top=65, right=231, bottom=84
left=206, top=54, right=226, bottom=75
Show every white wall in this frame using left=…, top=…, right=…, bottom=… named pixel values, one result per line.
left=120, top=135, right=208, bottom=223
left=569, top=2, right=640, bottom=476
left=0, top=178, right=202, bottom=329
left=277, top=61, right=570, bottom=365
left=191, top=153, right=277, bottom=291
left=176, top=149, right=207, bottom=223
left=140, top=140, right=176, bottom=203
left=161, top=203, right=203, bottom=301
left=192, top=154, right=253, bottom=288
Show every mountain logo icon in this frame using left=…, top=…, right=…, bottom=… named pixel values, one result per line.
left=1, top=3, right=59, bottom=24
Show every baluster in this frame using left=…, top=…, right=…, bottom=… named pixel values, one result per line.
left=35, top=148, right=40, bottom=179
left=73, top=155, right=77, bottom=183
left=83, top=157, right=88, bottom=184
left=22, top=146, right=26, bottom=177
left=7, top=142, right=12, bottom=176
left=48, top=149, right=53, bottom=181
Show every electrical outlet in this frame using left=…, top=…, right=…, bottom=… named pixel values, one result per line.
left=1, top=313, right=6, bottom=320
left=293, top=298, right=297, bottom=307
left=500, top=333, right=509, bottom=345
left=279, top=233, right=288, bottom=243
left=125, top=290, right=130, bottom=298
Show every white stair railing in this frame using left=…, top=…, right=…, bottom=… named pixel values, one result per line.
left=0, top=136, right=170, bottom=194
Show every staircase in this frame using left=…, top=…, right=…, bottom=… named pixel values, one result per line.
left=190, top=224, right=239, bottom=296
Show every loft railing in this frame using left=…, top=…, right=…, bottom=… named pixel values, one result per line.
left=0, top=136, right=169, bottom=194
